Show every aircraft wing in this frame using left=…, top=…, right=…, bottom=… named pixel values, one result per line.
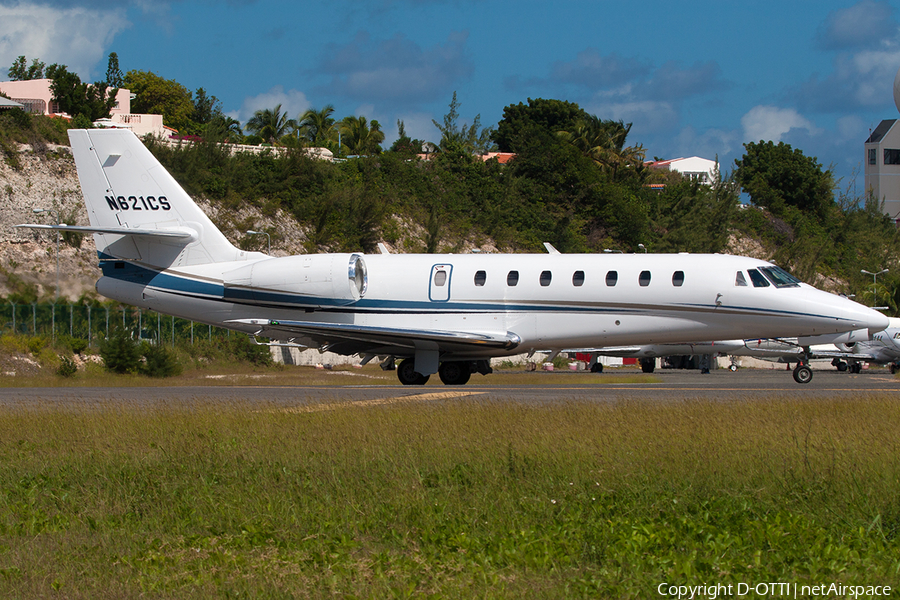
left=574, top=346, right=643, bottom=357
left=807, top=348, right=889, bottom=361
left=15, top=224, right=194, bottom=239
left=226, top=318, right=522, bottom=356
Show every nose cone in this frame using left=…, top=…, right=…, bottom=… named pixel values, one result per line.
left=844, top=298, right=890, bottom=335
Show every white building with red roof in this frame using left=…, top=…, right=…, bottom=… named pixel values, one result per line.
left=646, top=156, right=718, bottom=185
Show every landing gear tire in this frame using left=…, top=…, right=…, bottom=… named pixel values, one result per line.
left=438, top=361, right=471, bottom=385
left=397, top=358, right=429, bottom=385
left=891, top=364, right=898, bottom=375
left=849, top=363, right=862, bottom=374
left=590, top=362, right=604, bottom=373
left=793, top=364, right=813, bottom=384
left=639, top=358, right=655, bottom=374
left=728, top=364, right=737, bottom=372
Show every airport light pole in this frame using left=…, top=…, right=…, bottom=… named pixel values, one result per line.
left=861, top=268, right=888, bottom=306
left=246, top=229, right=271, bottom=255
left=32, top=207, right=59, bottom=303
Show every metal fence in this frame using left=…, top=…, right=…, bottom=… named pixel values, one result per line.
left=3, top=302, right=234, bottom=346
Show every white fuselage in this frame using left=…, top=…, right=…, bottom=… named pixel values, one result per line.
left=95, top=251, right=887, bottom=360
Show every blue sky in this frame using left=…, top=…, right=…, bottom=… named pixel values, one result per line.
left=2, top=0, right=900, bottom=192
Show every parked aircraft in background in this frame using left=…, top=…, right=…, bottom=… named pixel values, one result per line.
left=577, top=341, right=744, bottom=374
left=583, top=318, right=900, bottom=379
left=16, top=129, right=889, bottom=385
left=738, top=318, right=900, bottom=373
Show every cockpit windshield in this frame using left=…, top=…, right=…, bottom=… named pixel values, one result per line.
left=758, top=266, right=801, bottom=288
left=747, top=269, right=770, bottom=288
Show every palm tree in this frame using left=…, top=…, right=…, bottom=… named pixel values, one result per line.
left=244, top=104, right=296, bottom=144
left=339, top=115, right=384, bottom=156
left=558, top=115, right=645, bottom=180
left=297, top=105, right=336, bottom=147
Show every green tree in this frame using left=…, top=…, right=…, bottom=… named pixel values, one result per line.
left=105, top=52, right=123, bottom=87
left=140, top=342, right=182, bottom=377
left=124, top=70, right=195, bottom=133
left=98, top=328, right=142, bottom=374
left=297, top=105, right=336, bottom=146
left=389, top=120, right=425, bottom=155
left=46, top=64, right=117, bottom=121
left=557, top=115, right=645, bottom=181
left=432, top=91, right=496, bottom=155
left=339, top=115, right=384, bottom=155
left=245, top=104, right=296, bottom=144
left=7, top=56, right=45, bottom=81
left=734, top=141, right=835, bottom=220
left=493, top=98, right=589, bottom=153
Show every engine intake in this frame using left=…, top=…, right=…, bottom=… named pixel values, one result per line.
left=223, top=253, right=367, bottom=308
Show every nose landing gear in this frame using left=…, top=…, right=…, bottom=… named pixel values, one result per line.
left=792, top=363, right=813, bottom=384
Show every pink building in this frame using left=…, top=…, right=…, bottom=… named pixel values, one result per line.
left=0, top=78, right=169, bottom=137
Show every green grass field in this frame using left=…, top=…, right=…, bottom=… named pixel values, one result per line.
left=0, top=388, right=897, bottom=598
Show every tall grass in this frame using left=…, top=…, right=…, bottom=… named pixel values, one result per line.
left=0, top=395, right=897, bottom=598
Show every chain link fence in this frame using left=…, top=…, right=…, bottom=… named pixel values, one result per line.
left=2, top=302, right=234, bottom=346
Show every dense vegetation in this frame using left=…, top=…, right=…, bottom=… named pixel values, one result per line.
left=4, top=52, right=900, bottom=311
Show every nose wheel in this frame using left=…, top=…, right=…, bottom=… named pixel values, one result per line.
left=792, top=364, right=813, bottom=384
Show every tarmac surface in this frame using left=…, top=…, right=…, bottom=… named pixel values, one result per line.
left=0, top=366, right=896, bottom=408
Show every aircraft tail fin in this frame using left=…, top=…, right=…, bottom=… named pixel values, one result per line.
left=67, top=128, right=251, bottom=268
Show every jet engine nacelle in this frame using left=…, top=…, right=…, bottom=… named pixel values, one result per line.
left=223, top=253, right=367, bottom=307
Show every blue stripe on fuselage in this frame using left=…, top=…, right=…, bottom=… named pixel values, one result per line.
left=97, top=259, right=852, bottom=323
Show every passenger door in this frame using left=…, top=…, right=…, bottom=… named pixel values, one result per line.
left=429, top=264, right=452, bottom=302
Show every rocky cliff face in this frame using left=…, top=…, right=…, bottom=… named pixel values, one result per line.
left=0, top=144, right=99, bottom=301
left=0, top=142, right=311, bottom=302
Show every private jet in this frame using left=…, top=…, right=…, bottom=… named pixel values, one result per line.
left=16, top=129, right=889, bottom=385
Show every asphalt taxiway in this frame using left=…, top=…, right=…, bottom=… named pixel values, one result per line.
left=0, top=367, right=896, bottom=409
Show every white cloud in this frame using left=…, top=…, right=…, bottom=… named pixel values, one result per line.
left=0, top=3, right=129, bottom=80
left=231, top=86, right=311, bottom=125
left=586, top=100, right=679, bottom=135
left=316, top=31, right=473, bottom=105
left=670, top=126, right=741, bottom=164
left=741, top=106, right=819, bottom=142
left=817, top=0, right=897, bottom=50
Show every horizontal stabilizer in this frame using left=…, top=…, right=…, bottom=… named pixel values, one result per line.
left=15, top=223, right=195, bottom=239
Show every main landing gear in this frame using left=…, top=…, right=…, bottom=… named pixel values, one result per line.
left=792, top=363, right=813, bottom=384
left=394, top=358, right=491, bottom=386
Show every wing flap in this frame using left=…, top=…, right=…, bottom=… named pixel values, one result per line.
left=226, top=318, right=521, bottom=355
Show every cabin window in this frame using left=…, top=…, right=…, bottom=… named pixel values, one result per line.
left=573, top=270, right=585, bottom=286
left=540, top=271, right=552, bottom=286
left=474, top=270, right=486, bottom=286
left=639, top=270, right=651, bottom=287
left=507, top=270, right=519, bottom=286
left=747, top=269, right=770, bottom=287
left=735, top=271, right=748, bottom=286
left=434, top=270, right=447, bottom=286
left=606, top=271, right=618, bottom=286
left=672, top=271, right=684, bottom=287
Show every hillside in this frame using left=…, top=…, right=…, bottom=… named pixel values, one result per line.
left=0, top=141, right=318, bottom=302
left=0, top=136, right=807, bottom=303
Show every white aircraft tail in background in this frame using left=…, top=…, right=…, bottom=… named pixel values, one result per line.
left=16, top=129, right=891, bottom=385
